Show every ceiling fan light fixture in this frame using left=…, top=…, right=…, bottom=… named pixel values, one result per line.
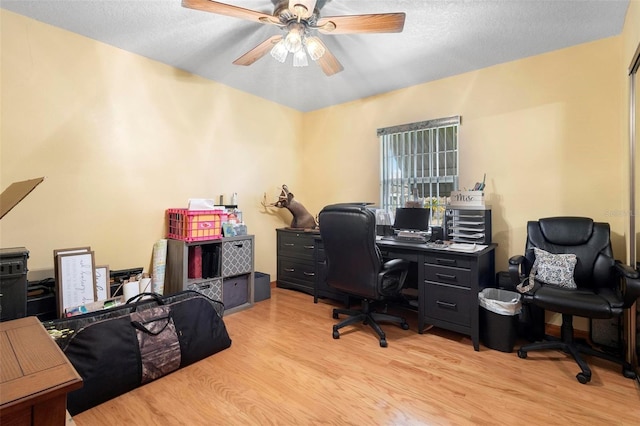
left=284, top=25, right=304, bottom=52
left=305, top=36, right=325, bottom=61
left=293, top=49, right=309, bottom=67
left=270, top=40, right=288, bottom=63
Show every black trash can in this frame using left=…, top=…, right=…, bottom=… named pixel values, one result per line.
left=479, top=288, right=522, bottom=353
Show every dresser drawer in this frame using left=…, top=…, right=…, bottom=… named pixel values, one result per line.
left=277, top=233, right=317, bottom=260
left=424, top=265, right=472, bottom=288
left=423, top=253, right=473, bottom=270
left=424, top=281, right=472, bottom=327
left=278, top=257, right=316, bottom=285
left=221, top=238, right=253, bottom=277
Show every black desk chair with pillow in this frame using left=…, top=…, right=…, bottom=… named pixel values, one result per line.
left=509, top=217, right=640, bottom=384
left=318, top=204, right=410, bottom=347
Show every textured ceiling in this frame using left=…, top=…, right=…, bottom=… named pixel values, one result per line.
left=1, top=0, right=630, bottom=112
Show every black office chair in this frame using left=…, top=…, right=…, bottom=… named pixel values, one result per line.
left=509, top=217, right=640, bottom=383
left=318, top=204, right=410, bottom=347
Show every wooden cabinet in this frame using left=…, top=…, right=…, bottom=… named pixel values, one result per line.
left=276, top=229, right=317, bottom=295
left=165, top=235, right=254, bottom=315
left=421, top=247, right=496, bottom=351
left=1, top=316, right=82, bottom=426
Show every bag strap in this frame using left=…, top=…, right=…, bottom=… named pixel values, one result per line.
left=131, top=312, right=173, bottom=336
left=127, top=292, right=165, bottom=311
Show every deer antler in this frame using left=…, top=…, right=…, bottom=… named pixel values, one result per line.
left=261, top=192, right=277, bottom=208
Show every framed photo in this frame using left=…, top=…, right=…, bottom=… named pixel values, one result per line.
left=95, top=265, right=110, bottom=302
left=56, top=251, right=96, bottom=317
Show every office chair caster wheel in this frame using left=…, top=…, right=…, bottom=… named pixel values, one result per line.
left=401, top=322, right=409, bottom=330
left=332, top=311, right=339, bottom=319
left=576, top=372, right=591, bottom=384
left=517, top=349, right=527, bottom=359
left=333, top=330, right=340, bottom=339
left=623, top=367, right=637, bottom=380
left=379, top=338, right=388, bottom=348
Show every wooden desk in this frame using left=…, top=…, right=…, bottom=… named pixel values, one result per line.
left=377, top=239, right=497, bottom=351
left=313, top=235, right=497, bottom=351
left=1, top=316, right=82, bottom=426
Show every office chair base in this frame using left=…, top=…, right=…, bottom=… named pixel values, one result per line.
left=332, top=301, right=409, bottom=347
left=517, top=314, right=637, bottom=384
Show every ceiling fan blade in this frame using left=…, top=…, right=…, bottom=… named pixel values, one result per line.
left=317, top=13, right=406, bottom=34
left=182, top=0, right=274, bottom=24
left=315, top=39, right=343, bottom=76
left=233, top=35, right=283, bottom=66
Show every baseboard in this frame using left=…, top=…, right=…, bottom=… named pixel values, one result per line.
left=545, top=323, right=589, bottom=341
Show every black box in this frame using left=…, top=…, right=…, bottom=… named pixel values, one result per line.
left=254, top=272, right=271, bottom=302
left=0, top=247, right=29, bottom=321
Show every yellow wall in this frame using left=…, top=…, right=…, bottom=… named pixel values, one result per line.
left=1, top=6, right=637, bottom=290
left=303, top=37, right=626, bottom=272
left=0, top=10, right=301, bottom=278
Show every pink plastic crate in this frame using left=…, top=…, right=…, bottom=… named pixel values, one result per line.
left=166, top=209, right=226, bottom=242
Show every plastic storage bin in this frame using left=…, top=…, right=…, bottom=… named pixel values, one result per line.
left=254, top=272, right=271, bottom=302
left=166, top=209, right=226, bottom=242
left=479, top=288, right=522, bottom=352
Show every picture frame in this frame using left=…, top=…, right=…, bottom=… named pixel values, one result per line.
left=95, top=265, right=110, bottom=301
left=56, top=251, right=96, bottom=317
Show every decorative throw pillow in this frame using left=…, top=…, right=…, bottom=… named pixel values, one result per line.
left=529, top=248, right=577, bottom=289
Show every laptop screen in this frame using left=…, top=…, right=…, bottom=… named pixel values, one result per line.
left=393, top=208, right=429, bottom=232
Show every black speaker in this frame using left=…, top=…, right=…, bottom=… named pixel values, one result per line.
left=430, top=226, right=444, bottom=242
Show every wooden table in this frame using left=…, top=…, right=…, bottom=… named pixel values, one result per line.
left=1, top=316, right=82, bottom=426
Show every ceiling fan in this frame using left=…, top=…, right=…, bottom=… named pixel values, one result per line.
left=182, top=0, right=406, bottom=76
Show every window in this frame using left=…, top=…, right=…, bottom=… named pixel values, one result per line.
left=378, top=116, right=460, bottom=226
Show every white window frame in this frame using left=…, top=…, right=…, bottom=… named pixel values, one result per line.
left=378, top=116, right=460, bottom=226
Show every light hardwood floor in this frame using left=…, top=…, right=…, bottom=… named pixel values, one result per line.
left=73, top=287, right=640, bottom=425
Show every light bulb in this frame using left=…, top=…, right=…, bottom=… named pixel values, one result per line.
left=284, top=27, right=303, bottom=52
left=270, top=40, right=288, bottom=63
left=305, top=36, right=325, bottom=61
left=293, top=49, right=309, bottom=67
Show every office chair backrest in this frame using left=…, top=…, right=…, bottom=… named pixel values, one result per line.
left=318, top=204, right=383, bottom=300
left=525, top=217, right=616, bottom=289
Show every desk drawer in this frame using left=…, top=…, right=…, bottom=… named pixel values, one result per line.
left=424, top=253, right=473, bottom=270
left=277, top=233, right=316, bottom=260
left=424, top=281, right=472, bottom=327
left=424, top=265, right=472, bottom=288
left=278, top=257, right=316, bottom=285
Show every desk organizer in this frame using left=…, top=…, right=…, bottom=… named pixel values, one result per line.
left=166, top=209, right=226, bottom=242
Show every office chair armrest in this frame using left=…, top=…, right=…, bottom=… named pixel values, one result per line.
left=508, top=255, right=526, bottom=287
left=614, top=260, right=640, bottom=280
left=382, top=258, right=410, bottom=273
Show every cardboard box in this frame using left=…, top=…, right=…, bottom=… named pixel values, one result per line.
left=0, top=177, right=44, bottom=219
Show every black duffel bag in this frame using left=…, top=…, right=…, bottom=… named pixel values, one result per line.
left=44, top=290, right=231, bottom=415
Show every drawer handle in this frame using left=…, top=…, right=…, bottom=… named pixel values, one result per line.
left=284, top=243, right=295, bottom=246
left=436, top=301, right=457, bottom=310
left=303, top=245, right=315, bottom=249
left=234, top=243, right=244, bottom=248
left=436, top=258, right=456, bottom=266
left=436, top=273, right=457, bottom=281
left=284, top=268, right=295, bottom=272
left=303, top=272, right=315, bottom=276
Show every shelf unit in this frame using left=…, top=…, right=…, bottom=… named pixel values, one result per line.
left=164, top=235, right=254, bottom=315
left=444, top=206, right=492, bottom=244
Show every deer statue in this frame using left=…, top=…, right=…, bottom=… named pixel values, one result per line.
left=262, top=184, right=318, bottom=230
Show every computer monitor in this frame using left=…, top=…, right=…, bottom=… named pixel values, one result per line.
left=393, top=208, right=430, bottom=232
